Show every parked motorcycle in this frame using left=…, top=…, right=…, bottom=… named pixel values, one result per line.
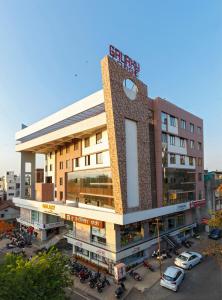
left=115, top=282, right=126, bottom=299
left=143, top=260, right=155, bottom=272
left=129, top=270, right=142, bottom=281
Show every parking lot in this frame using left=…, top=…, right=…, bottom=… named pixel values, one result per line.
left=127, top=250, right=222, bottom=300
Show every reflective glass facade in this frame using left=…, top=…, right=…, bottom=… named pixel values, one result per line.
left=66, top=168, right=114, bottom=209
left=163, top=169, right=196, bottom=206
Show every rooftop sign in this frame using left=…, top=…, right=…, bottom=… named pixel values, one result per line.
left=109, top=45, right=140, bottom=78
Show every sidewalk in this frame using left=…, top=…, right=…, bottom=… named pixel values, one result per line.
left=71, top=234, right=208, bottom=300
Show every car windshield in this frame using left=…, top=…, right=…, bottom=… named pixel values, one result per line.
left=163, top=274, right=175, bottom=282
left=178, top=255, right=188, bottom=261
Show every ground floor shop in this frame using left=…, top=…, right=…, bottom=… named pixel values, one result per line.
left=17, top=208, right=64, bottom=241
left=65, top=209, right=196, bottom=274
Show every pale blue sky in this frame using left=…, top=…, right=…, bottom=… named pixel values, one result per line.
left=0, top=0, right=221, bottom=176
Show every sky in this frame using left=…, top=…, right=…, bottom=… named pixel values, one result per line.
left=0, top=0, right=221, bottom=176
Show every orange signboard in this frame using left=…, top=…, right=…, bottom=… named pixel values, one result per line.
left=65, top=214, right=105, bottom=228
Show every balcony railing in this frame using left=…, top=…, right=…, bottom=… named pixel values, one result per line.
left=17, top=217, right=64, bottom=230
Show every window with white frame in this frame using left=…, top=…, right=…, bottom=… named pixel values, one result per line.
left=190, top=123, right=194, bottom=133
left=180, top=155, right=185, bottom=165
left=180, top=138, right=185, bottom=148
left=170, top=115, right=177, bottom=127
left=190, top=140, right=195, bottom=149
left=96, top=152, right=103, bottom=164
left=170, top=135, right=176, bottom=145
left=162, top=133, right=168, bottom=143
left=170, top=153, right=176, bottom=164
left=181, top=119, right=186, bottom=130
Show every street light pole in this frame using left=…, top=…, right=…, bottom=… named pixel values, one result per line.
left=153, top=218, right=162, bottom=277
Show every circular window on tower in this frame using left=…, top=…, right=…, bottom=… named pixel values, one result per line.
left=123, top=79, right=138, bottom=100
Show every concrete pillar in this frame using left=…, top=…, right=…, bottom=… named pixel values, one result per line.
left=40, top=230, right=47, bottom=241
left=21, top=152, right=36, bottom=199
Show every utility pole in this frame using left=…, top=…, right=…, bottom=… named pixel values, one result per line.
left=153, top=218, right=162, bottom=277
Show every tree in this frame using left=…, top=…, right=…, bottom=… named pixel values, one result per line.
left=202, top=210, right=222, bottom=267
left=0, top=247, right=72, bottom=300
left=207, top=210, right=222, bottom=228
left=0, top=220, right=14, bottom=234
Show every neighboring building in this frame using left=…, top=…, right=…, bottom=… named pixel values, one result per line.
left=0, top=171, right=20, bottom=201
left=0, top=200, right=19, bottom=222
left=13, top=53, right=205, bottom=271
left=35, top=168, right=44, bottom=183
left=204, top=170, right=222, bottom=213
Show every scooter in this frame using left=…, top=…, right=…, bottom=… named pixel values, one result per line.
left=129, top=270, right=142, bottom=281
left=115, top=282, right=126, bottom=299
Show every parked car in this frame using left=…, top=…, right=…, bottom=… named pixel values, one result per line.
left=174, top=251, right=202, bottom=270
left=208, top=229, right=222, bottom=240
left=160, top=266, right=184, bottom=292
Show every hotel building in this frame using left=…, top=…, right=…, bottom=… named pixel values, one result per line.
left=13, top=53, right=204, bottom=272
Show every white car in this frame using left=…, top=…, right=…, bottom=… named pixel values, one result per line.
left=160, top=266, right=185, bottom=292
left=174, top=251, right=202, bottom=270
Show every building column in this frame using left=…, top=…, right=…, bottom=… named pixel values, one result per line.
left=20, top=152, right=36, bottom=199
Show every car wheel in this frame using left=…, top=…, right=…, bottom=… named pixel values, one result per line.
left=188, top=264, right=193, bottom=270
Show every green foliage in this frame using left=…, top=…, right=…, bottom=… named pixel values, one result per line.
left=208, top=210, right=222, bottom=228
left=0, top=247, right=72, bottom=300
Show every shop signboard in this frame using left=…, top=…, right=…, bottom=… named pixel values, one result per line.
left=109, top=45, right=140, bottom=77
left=114, top=263, right=126, bottom=282
left=42, top=203, right=55, bottom=213
left=190, top=199, right=206, bottom=208
left=176, top=203, right=188, bottom=211
left=65, top=214, right=104, bottom=228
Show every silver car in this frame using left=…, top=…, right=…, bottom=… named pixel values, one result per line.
left=174, top=251, right=202, bottom=270
left=160, top=266, right=185, bottom=292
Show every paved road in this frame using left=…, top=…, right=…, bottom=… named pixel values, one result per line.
left=126, top=257, right=222, bottom=300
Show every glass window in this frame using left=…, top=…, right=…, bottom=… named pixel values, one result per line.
left=177, top=214, right=185, bottom=226
left=197, top=126, right=202, bottom=134
left=59, top=177, right=63, bottom=185
left=168, top=217, right=176, bottom=229
left=45, top=165, right=48, bottom=172
left=85, top=155, right=90, bottom=166
left=49, top=152, right=52, bottom=159
left=120, top=222, right=143, bottom=247
left=190, top=140, right=195, bottom=149
left=96, top=152, right=103, bottom=164
left=75, top=158, right=79, bottom=168
left=180, top=155, right=185, bottom=165
left=59, top=147, right=63, bottom=155
left=59, top=161, right=63, bottom=170
left=181, top=119, right=186, bottom=129
left=162, top=133, right=168, bottom=143
left=170, top=153, right=176, bottom=164
left=84, top=137, right=90, bottom=148
left=66, top=146, right=70, bottom=153
left=161, top=112, right=167, bottom=125
left=170, top=115, right=177, bottom=127
left=60, top=191, right=63, bottom=200
left=180, top=138, right=185, bottom=148
left=198, top=173, right=202, bottom=181
left=198, top=158, right=202, bottom=166
left=96, top=132, right=102, bottom=144
left=49, top=164, right=53, bottom=171
left=190, top=123, right=194, bottom=133
left=189, top=157, right=194, bottom=166
left=170, top=135, right=175, bottom=145
left=66, top=160, right=70, bottom=169
left=74, top=141, right=78, bottom=150
left=198, top=142, right=202, bottom=151
left=66, top=169, right=113, bottom=208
